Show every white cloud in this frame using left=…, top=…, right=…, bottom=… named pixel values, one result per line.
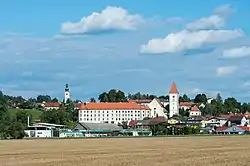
left=216, top=66, right=238, bottom=76
left=140, top=29, right=243, bottom=54
left=222, top=46, right=250, bottom=58
left=186, top=4, right=233, bottom=31
left=61, top=6, right=144, bottom=34
left=186, top=15, right=225, bottom=30
left=213, top=4, right=233, bottom=17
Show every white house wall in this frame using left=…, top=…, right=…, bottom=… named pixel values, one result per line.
left=78, top=109, right=150, bottom=125
left=189, top=111, right=201, bottom=116
left=148, top=99, right=167, bottom=118
left=25, top=130, right=52, bottom=138
left=169, top=93, right=179, bottom=117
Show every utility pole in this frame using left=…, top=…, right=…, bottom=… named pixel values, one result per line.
left=27, top=116, right=30, bottom=127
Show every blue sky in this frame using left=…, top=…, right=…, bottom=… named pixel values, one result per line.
left=1, top=0, right=250, bottom=102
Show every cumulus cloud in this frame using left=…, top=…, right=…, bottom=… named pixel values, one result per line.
left=61, top=6, right=144, bottom=34
left=216, top=66, right=238, bottom=76
left=186, top=4, right=233, bottom=31
left=140, top=29, right=243, bottom=54
left=213, top=4, right=233, bottom=17
left=222, top=46, right=250, bottom=58
left=186, top=15, right=225, bottom=30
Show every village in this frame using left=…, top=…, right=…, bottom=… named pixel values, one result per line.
left=24, top=82, right=250, bottom=138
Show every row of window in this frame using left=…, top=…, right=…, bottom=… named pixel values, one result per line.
left=79, top=113, right=149, bottom=117
left=79, top=110, right=149, bottom=114
left=79, top=117, right=138, bottom=122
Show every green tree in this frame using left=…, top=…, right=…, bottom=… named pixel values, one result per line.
left=36, top=95, right=51, bottom=103
left=216, top=93, right=223, bottom=103
left=40, top=109, right=72, bottom=125
left=51, top=98, right=59, bottom=102
left=8, top=122, right=26, bottom=139
left=89, top=98, right=96, bottom=102
left=194, top=94, right=207, bottom=103
left=241, top=103, right=250, bottom=114
left=98, top=92, right=109, bottom=102
left=15, top=110, right=33, bottom=127
left=98, top=89, right=127, bottom=102
left=179, top=94, right=191, bottom=102
left=224, top=97, right=241, bottom=114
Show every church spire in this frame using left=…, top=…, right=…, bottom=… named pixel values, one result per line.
left=65, top=84, right=69, bottom=92
left=169, top=81, right=179, bottom=94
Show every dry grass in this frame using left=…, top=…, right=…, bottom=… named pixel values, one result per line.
left=1, top=136, right=250, bottom=166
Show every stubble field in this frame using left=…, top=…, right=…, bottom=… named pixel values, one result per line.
left=1, top=136, right=250, bottom=166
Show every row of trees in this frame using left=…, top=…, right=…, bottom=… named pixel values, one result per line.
left=0, top=92, right=27, bottom=139
left=149, top=123, right=201, bottom=136
left=200, top=94, right=250, bottom=115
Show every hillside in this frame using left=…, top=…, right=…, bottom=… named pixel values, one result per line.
left=8, top=108, right=43, bottom=121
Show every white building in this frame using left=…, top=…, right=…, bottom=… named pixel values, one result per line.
left=78, top=102, right=151, bottom=125
left=179, top=102, right=194, bottom=111
left=64, top=84, right=70, bottom=103
left=169, top=82, right=179, bottom=117
left=147, top=98, right=168, bottom=119
left=41, top=102, right=60, bottom=110
left=207, top=98, right=214, bottom=104
left=189, top=105, right=201, bottom=116
left=25, top=126, right=53, bottom=138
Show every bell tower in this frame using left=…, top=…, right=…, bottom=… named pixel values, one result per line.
left=64, top=84, right=70, bottom=103
left=169, top=82, right=179, bottom=118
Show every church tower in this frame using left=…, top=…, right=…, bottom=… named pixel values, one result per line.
left=169, top=82, right=179, bottom=118
left=64, top=84, right=70, bottom=103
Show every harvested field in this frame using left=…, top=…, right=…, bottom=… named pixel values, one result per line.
left=1, top=136, right=250, bottom=166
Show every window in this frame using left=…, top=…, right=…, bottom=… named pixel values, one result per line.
left=80, top=118, right=82, bottom=121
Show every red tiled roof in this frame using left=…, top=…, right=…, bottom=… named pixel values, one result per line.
left=44, top=102, right=60, bottom=107
left=218, top=114, right=232, bottom=120
left=128, top=99, right=152, bottom=103
left=169, top=82, right=179, bottom=94
left=216, top=126, right=229, bottom=131
left=238, top=126, right=250, bottom=131
left=180, top=102, right=194, bottom=107
left=79, top=102, right=151, bottom=110
left=191, top=105, right=200, bottom=112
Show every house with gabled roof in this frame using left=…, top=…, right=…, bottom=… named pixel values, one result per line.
left=41, top=102, right=61, bottom=110
left=215, top=126, right=250, bottom=134
left=226, top=116, right=249, bottom=126
left=147, top=98, right=168, bottom=119
left=179, top=102, right=194, bottom=110
left=189, top=105, right=201, bottom=117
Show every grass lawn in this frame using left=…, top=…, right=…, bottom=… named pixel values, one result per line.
left=1, top=136, right=250, bottom=166
left=8, top=108, right=42, bottom=120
